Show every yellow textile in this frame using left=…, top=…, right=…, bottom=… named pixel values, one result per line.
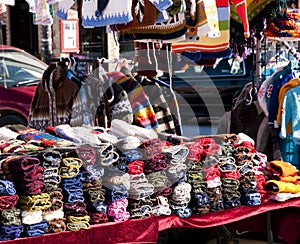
left=276, top=78, right=300, bottom=134
left=266, top=180, right=300, bottom=194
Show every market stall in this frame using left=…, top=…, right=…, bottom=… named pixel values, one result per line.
left=0, top=0, right=300, bottom=244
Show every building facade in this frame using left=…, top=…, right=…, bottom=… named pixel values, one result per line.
left=0, top=0, right=122, bottom=64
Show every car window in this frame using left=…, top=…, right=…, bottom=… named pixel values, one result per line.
left=0, top=49, right=47, bottom=87
left=174, top=57, right=246, bottom=77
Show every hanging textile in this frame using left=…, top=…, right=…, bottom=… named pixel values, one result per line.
left=171, top=0, right=249, bottom=61
left=28, top=62, right=80, bottom=131
left=115, top=0, right=187, bottom=43
left=56, top=0, right=75, bottom=20
left=81, top=0, right=133, bottom=27
left=264, top=7, right=300, bottom=39
left=102, top=71, right=160, bottom=131
left=137, top=76, right=177, bottom=134
left=217, top=82, right=282, bottom=161
left=95, top=82, right=133, bottom=128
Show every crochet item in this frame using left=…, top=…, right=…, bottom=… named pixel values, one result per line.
left=268, top=160, right=299, bottom=178
left=81, top=0, right=133, bottom=27
left=111, top=72, right=159, bottom=130
left=111, top=0, right=157, bottom=31
left=56, top=0, right=75, bottom=20
left=28, top=63, right=80, bottom=131
left=118, top=7, right=187, bottom=42
left=150, top=0, right=173, bottom=12
left=172, top=0, right=249, bottom=59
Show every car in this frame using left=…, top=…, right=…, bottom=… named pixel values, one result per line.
left=0, top=45, right=48, bottom=127
left=158, top=55, right=254, bottom=125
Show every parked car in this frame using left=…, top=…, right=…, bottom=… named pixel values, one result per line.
left=0, top=45, right=48, bottom=126
left=159, top=55, right=254, bottom=124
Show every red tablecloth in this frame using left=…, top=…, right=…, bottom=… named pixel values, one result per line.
left=157, top=198, right=300, bottom=231
left=5, top=198, right=300, bottom=244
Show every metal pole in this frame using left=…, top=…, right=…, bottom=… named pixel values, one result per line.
left=41, top=25, right=52, bottom=64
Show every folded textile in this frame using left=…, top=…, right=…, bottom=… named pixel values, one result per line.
left=47, top=218, right=66, bottom=233
left=0, top=180, right=16, bottom=196
left=0, top=225, right=23, bottom=241
left=0, top=195, right=19, bottom=210
left=21, top=210, right=43, bottom=225
left=0, top=208, right=21, bottom=226
left=23, top=219, right=49, bottom=237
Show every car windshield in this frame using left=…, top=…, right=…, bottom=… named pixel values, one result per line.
left=173, top=57, right=246, bottom=77
left=0, top=49, right=47, bottom=87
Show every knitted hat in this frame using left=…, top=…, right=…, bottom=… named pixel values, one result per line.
left=107, top=83, right=133, bottom=125
left=118, top=10, right=187, bottom=42
left=56, top=0, right=75, bottom=20
left=81, top=0, right=133, bottom=27
left=110, top=0, right=157, bottom=31
left=150, top=0, right=173, bottom=12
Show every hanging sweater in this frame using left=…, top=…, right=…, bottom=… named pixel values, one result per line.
left=172, top=0, right=249, bottom=59
left=280, top=85, right=300, bottom=144
left=277, top=78, right=300, bottom=128
left=28, top=63, right=80, bottom=131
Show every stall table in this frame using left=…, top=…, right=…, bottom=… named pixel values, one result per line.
left=5, top=198, right=300, bottom=244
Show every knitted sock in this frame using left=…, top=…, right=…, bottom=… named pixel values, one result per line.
left=56, top=0, right=75, bottom=20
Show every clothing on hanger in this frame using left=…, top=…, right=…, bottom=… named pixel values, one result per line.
left=217, top=82, right=282, bottom=161
left=137, top=75, right=177, bottom=134
left=28, top=62, right=80, bottom=131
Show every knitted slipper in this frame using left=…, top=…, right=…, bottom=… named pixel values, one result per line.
left=116, top=136, right=141, bottom=151
left=163, top=145, right=189, bottom=159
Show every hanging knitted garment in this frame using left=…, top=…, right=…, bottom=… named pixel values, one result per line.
left=108, top=71, right=159, bottom=131
left=117, top=0, right=187, bottom=43
left=81, top=0, right=133, bottom=27
left=172, top=0, right=249, bottom=60
left=56, top=0, right=75, bottom=20
left=110, top=0, right=157, bottom=31
left=28, top=63, right=80, bottom=131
